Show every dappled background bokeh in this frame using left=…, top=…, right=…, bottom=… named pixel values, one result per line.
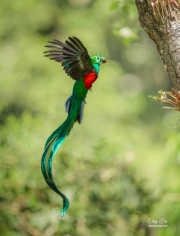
left=1, top=1, right=180, bottom=235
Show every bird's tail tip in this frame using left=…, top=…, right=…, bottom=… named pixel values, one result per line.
left=60, top=196, right=70, bottom=217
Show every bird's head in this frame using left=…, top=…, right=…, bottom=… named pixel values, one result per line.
left=91, top=55, right=106, bottom=65
left=90, top=55, right=106, bottom=74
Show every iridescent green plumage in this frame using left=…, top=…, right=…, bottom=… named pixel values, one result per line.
left=42, top=37, right=106, bottom=216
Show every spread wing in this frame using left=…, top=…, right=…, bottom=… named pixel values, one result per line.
left=44, top=36, right=94, bottom=80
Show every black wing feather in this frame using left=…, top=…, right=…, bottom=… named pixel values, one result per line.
left=44, top=36, right=93, bottom=80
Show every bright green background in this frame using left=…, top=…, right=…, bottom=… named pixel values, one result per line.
left=1, top=0, right=180, bottom=235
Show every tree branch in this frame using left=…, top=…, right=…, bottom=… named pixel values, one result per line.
left=135, top=0, right=180, bottom=90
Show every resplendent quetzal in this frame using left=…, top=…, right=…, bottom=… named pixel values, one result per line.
left=42, top=36, right=106, bottom=216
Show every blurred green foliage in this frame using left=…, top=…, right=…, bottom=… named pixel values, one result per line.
left=0, top=0, right=180, bottom=235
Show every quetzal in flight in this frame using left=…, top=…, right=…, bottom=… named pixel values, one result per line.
left=42, top=36, right=106, bottom=216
